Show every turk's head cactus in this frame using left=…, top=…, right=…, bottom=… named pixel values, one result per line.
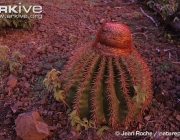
left=60, top=22, right=152, bottom=128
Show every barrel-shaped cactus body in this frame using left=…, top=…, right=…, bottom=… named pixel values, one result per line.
left=61, top=22, right=152, bottom=128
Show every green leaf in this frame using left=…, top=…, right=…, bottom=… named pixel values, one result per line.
left=66, top=108, right=71, bottom=115
left=12, top=51, right=21, bottom=59
left=84, top=124, right=89, bottom=130
left=136, top=94, right=141, bottom=102
left=76, top=124, right=81, bottom=131
left=89, top=120, right=95, bottom=128
left=134, top=86, right=140, bottom=93
left=69, top=110, right=77, bottom=118
left=146, top=1, right=154, bottom=8
left=53, top=82, right=57, bottom=88
left=173, top=17, right=180, bottom=22
left=54, top=90, right=64, bottom=101
left=97, top=126, right=108, bottom=135
left=43, top=79, right=48, bottom=87
left=167, top=34, right=171, bottom=40
left=12, top=20, right=18, bottom=28
left=83, top=118, right=88, bottom=123
left=71, top=119, right=76, bottom=126
left=74, top=116, right=81, bottom=122
left=3, top=18, right=11, bottom=26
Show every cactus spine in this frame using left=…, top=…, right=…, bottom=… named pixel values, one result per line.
left=61, top=22, right=152, bottom=128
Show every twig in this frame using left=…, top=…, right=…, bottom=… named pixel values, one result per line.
left=177, top=98, right=180, bottom=102
left=164, top=48, right=174, bottom=52
left=169, top=52, right=171, bottom=58
left=172, top=62, right=180, bottom=64
left=140, top=7, right=158, bottom=27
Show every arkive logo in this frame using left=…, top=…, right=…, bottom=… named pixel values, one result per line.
left=0, top=3, right=42, bottom=14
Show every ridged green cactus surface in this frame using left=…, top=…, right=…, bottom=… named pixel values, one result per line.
left=60, top=22, right=152, bottom=128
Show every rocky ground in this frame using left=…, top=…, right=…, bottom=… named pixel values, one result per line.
left=0, top=0, right=180, bottom=140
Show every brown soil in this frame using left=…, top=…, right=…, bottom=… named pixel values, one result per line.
left=0, top=0, right=180, bottom=140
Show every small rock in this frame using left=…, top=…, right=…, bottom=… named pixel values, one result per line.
left=176, top=85, right=180, bottom=90
left=8, top=89, right=14, bottom=96
left=165, top=101, right=173, bottom=108
left=173, top=109, right=178, bottom=117
left=164, top=110, right=172, bottom=116
left=176, top=115, right=180, bottom=121
left=28, top=92, right=34, bottom=98
left=16, top=82, right=24, bottom=89
left=20, top=98, right=28, bottom=102
left=57, top=30, right=63, bottom=36
left=24, top=81, right=30, bottom=88
left=53, top=41, right=61, bottom=48
left=138, top=123, right=143, bottom=129
left=59, top=114, right=66, bottom=121
left=52, top=114, right=58, bottom=120
left=69, top=131, right=76, bottom=137
left=0, top=94, right=4, bottom=99
left=24, top=102, right=29, bottom=107
left=100, top=18, right=106, bottom=24
left=49, top=126, right=57, bottom=131
left=11, top=101, right=23, bottom=113
left=38, top=25, right=46, bottom=32
left=170, top=123, right=175, bottom=129
left=4, top=87, right=9, bottom=94
left=144, top=115, right=151, bottom=121
left=35, top=68, right=40, bottom=74
left=50, top=103, right=56, bottom=111
left=47, top=46, right=53, bottom=53
left=15, top=111, right=49, bottom=140
left=4, top=118, right=11, bottom=125
left=89, top=14, right=95, bottom=22
left=105, top=6, right=111, bottom=14
left=25, top=87, right=32, bottom=92
left=146, top=122, right=154, bottom=131
left=43, top=110, right=48, bottom=116
left=0, top=131, right=7, bottom=136
left=39, top=97, right=47, bottom=105
left=21, top=77, right=26, bottom=81
left=48, top=111, right=53, bottom=116
left=7, top=75, right=17, bottom=88
left=59, top=120, right=66, bottom=126
left=59, top=131, right=68, bottom=139
left=94, top=20, right=99, bottom=24
left=24, top=73, right=31, bottom=79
